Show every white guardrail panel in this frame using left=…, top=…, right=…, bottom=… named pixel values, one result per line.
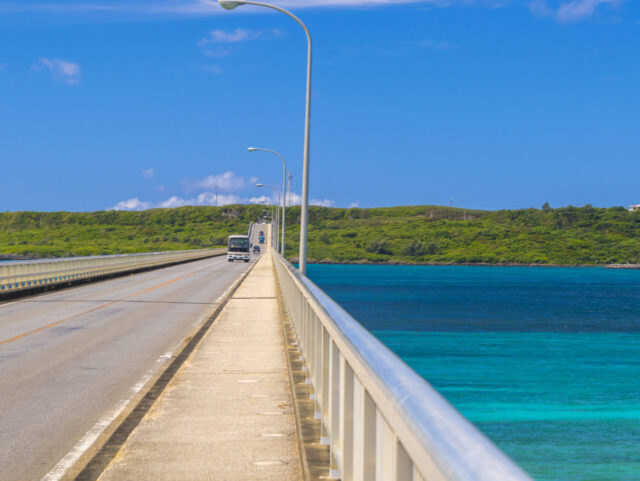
left=272, top=247, right=534, bottom=481
left=0, top=249, right=225, bottom=293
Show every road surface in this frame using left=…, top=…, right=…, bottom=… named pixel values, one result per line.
left=0, top=225, right=265, bottom=481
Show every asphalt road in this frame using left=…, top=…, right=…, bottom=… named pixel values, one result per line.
left=0, top=225, right=265, bottom=481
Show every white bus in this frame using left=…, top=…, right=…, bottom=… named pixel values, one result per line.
left=227, top=235, right=250, bottom=262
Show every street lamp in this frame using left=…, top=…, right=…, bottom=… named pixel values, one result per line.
left=257, top=183, right=282, bottom=251
left=219, top=0, right=312, bottom=275
left=249, top=147, right=286, bottom=257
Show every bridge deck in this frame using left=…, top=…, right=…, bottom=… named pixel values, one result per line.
left=97, top=249, right=302, bottom=481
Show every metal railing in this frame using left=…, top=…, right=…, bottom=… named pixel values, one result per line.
left=0, top=249, right=225, bottom=293
left=272, top=247, right=534, bottom=481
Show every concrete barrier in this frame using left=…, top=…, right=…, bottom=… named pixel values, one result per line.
left=272, top=245, right=534, bottom=481
left=0, top=249, right=225, bottom=294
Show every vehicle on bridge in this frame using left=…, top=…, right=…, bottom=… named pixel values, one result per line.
left=227, top=235, right=250, bottom=262
left=258, top=231, right=265, bottom=244
left=253, top=245, right=261, bottom=254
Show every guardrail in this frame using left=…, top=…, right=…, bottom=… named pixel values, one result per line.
left=272, top=247, right=534, bottom=481
left=0, top=249, right=225, bottom=294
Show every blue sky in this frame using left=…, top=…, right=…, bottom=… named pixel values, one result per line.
left=0, top=0, right=638, bottom=212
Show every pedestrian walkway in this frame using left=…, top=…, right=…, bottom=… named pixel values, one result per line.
left=98, top=250, right=302, bottom=481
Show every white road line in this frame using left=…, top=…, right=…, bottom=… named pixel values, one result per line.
left=40, top=352, right=171, bottom=481
left=215, top=277, right=240, bottom=304
left=0, top=299, right=22, bottom=309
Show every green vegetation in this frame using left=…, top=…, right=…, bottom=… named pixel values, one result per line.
left=292, top=204, right=640, bottom=265
left=0, top=206, right=262, bottom=258
left=1, top=204, right=639, bottom=265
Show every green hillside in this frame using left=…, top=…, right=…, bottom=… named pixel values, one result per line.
left=0, top=206, right=260, bottom=258
left=1, top=204, right=639, bottom=265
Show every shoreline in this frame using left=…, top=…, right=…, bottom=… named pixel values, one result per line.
left=296, top=259, right=640, bottom=269
left=4, top=253, right=640, bottom=269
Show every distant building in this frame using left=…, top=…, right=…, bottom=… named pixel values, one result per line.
left=630, top=204, right=640, bottom=212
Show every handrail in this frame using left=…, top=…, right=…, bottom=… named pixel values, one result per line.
left=0, top=249, right=213, bottom=266
left=272, top=247, right=534, bottom=481
left=0, top=248, right=225, bottom=293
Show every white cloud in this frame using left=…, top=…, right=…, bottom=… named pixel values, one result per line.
left=198, top=28, right=259, bottom=45
left=556, top=0, right=619, bottom=21
left=158, top=195, right=190, bottom=208
left=9, top=0, right=605, bottom=22
left=247, top=191, right=335, bottom=207
left=33, top=57, right=81, bottom=85
left=0, top=1, right=463, bottom=16
left=109, top=198, right=152, bottom=211
left=158, top=192, right=244, bottom=207
left=528, top=0, right=621, bottom=22
left=109, top=170, right=337, bottom=210
left=286, top=192, right=335, bottom=207
left=349, top=201, right=360, bottom=208
left=108, top=190, right=336, bottom=211
left=142, top=168, right=155, bottom=179
left=185, top=171, right=248, bottom=192
left=249, top=195, right=273, bottom=204
left=197, top=28, right=284, bottom=60
left=198, top=28, right=284, bottom=47
left=311, top=198, right=335, bottom=207
left=286, top=192, right=303, bottom=205
left=199, top=64, right=223, bottom=75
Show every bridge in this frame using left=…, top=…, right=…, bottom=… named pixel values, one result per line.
left=0, top=224, right=533, bottom=481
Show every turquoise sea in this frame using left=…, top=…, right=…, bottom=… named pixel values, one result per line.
left=307, top=265, right=640, bottom=481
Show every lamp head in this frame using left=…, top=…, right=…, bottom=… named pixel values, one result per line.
left=248, top=147, right=259, bottom=152
left=218, top=1, right=244, bottom=10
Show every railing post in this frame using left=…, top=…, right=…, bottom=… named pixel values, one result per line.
left=353, top=379, right=376, bottom=481
left=329, top=340, right=341, bottom=475
left=304, top=303, right=311, bottom=365
left=314, top=313, right=323, bottom=412
left=321, top=326, right=330, bottom=430
left=376, top=411, right=404, bottom=481
left=309, top=312, right=317, bottom=390
left=340, top=356, right=354, bottom=480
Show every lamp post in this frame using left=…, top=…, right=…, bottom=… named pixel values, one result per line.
left=219, top=0, right=311, bottom=275
left=257, top=183, right=281, bottom=251
left=249, top=147, right=286, bottom=256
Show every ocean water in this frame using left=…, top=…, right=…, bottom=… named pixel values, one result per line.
left=307, top=265, right=640, bottom=481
